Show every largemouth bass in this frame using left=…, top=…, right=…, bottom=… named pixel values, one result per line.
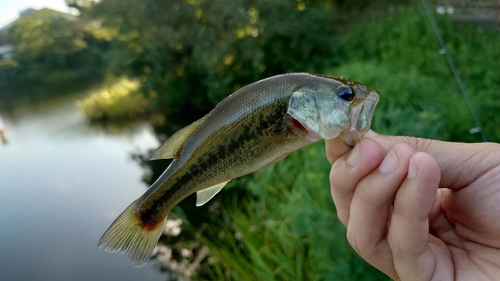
left=98, top=73, right=379, bottom=267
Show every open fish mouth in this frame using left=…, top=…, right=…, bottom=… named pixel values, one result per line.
left=341, top=90, right=380, bottom=146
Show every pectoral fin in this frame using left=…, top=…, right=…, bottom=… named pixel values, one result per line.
left=250, top=125, right=288, bottom=154
left=150, top=118, right=205, bottom=160
left=196, top=180, right=230, bottom=206
left=268, top=153, right=291, bottom=166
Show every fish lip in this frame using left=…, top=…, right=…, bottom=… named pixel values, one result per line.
left=341, top=90, right=380, bottom=146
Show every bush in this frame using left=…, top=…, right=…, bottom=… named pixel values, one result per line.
left=77, top=76, right=148, bottom=122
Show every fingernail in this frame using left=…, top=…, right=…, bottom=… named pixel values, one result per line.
left=379, top=150, right=398, bottom=173
left=347, top=145, right=360, bottom=167
left=364, top=130, right=378, bottom=138
left=407, top=158, right=418, bottom=178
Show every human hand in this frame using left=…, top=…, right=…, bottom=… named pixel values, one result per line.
left=325, top=132, right=500, bottom=280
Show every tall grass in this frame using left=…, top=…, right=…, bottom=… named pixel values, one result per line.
left=200, top=144, right=388, bottom=280
left=336, top=5, right=499, bottom=142
left=329, top=62, right=475, bottom=141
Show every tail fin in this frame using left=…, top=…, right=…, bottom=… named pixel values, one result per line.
left=98, top=199, right=167, bottom=267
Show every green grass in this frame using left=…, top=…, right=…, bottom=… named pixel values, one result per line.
left=327, top=61, right=478, bottom=141
left=335, top=5, right=499, bottom=142
left=195, top=144, right=389, bottom=281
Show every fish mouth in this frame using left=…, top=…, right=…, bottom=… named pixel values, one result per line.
left=340, top=90, right=380, bottom=146
left=286, top=113, right=327, bottom=143
left=288, top=114, right=310, bottom=135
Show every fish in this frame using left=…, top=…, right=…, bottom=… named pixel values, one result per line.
left=98, top=73, right=380, bottom=267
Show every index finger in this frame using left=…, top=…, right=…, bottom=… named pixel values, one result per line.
left=366, top=132, right=500, bottom=190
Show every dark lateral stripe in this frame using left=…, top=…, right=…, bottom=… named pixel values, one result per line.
left=143, top=98, right=290, bottom=218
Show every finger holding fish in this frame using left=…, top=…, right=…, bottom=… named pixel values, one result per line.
left=325, top=138, right=352, bottom=164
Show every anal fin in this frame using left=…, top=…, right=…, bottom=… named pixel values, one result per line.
left=196, top=180, right=230, bottom=206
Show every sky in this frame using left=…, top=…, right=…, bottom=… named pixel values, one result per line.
left=0, top=0, right=74, bottom=28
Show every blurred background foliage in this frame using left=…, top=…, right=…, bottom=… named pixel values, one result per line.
left=77, top=75, right=149, bottom=122
left=2, top=8, right=108, bottom=84
left=2, top=0, right=499, bottom=280
left=81, top=0, right=358, bottom=114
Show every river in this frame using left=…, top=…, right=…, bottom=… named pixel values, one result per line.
left=0, top=82, right=168, bottom=281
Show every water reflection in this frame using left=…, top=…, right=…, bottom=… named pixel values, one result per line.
left=151, top=219, right=210, bottom=281
left=0, top=83, right=167, bottom=281
left=0, top=114, right=7, bottom=144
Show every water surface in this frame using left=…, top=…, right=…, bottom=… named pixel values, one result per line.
left=0, top=87, right=167, bottom=280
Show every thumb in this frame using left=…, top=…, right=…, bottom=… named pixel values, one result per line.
left=365, top=130, right=500, bottom=190
left=324, top=137, right=352, bottom=165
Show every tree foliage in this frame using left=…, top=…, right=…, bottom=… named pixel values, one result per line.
left=8, top=9, right=86, bottom=66
left=2, top=7, right=107, bottom=85
left=86, top=0, right=355, bottom=113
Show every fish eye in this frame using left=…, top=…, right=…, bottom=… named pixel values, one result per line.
left=337, top=86, right=355, bottom=102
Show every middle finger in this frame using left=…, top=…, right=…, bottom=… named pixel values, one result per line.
left=330, top=138, right=385, bottom=226
left=346, top=143, right=414, bottom=276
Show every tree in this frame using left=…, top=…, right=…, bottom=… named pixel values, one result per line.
left=88, top=0, right=348, bottom=115
left=6, top=8, right=88, bottom=83
left=9, top=8, right=86, bottom=67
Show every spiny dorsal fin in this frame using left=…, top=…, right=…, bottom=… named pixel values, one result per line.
left=196, top=180, right=230, bottom=206
left=150, top=118, right=205, bottom=160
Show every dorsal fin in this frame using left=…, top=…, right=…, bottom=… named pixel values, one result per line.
left=150, top=118, right=205, bottom=160
left=196, top=180, right=230, bottom=206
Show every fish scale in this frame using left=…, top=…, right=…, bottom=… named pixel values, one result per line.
left=151, top=101, right=297, bottom=211
left=98, top=73, right=380, bottom=267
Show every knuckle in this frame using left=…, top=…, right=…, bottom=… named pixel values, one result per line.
left=346, top=228, right=362, bottom=253
left=479, top=143, right=500, bottom=166
left=400, top=136, right=433, bottom=152
left=329, top=162, right=352, bottom=194
left=347, top=227, right=386, bottom=263
left=354, top=184, right=376, bottom=205
left=337, top=212, right=348, bottom=227
left=392, top=201, right=410, bottom=222
left=346, top=227, right=379, bottom=258
left=330, top=157, right=346, bottom=175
